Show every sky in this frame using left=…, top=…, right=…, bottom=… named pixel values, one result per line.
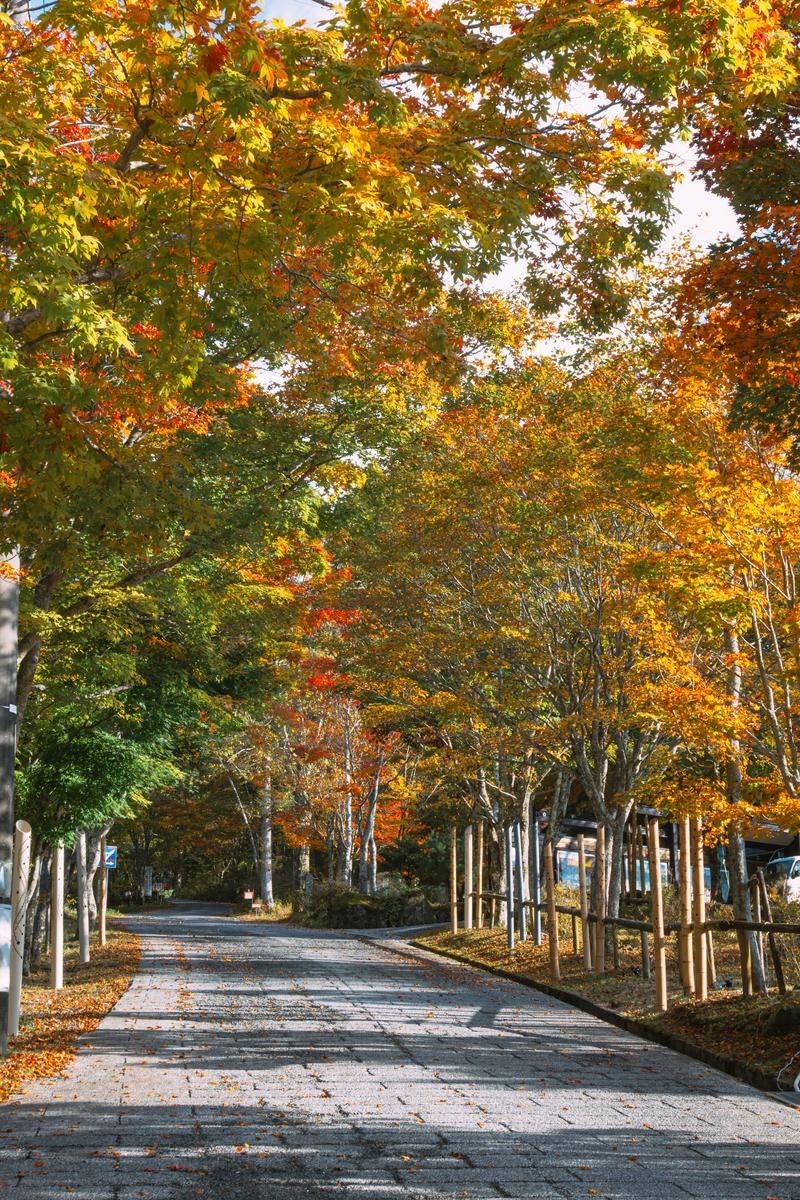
left=260, top=0, right=741, bottom=252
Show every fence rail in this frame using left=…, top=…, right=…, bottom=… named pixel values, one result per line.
left=451, top=818, right=800, bottom=1014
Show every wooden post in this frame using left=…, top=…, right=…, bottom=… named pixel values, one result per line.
left=475, top=822, right=484, bottom=930
left=463, top=824, right=473, bottom=931
left=706, top=927, right=717, bottom=989
left=450, top=824, right=458, bottom=935
left=738, top=928, right=753, bottom=996
left=8, top=820, right=32, bottom=1037
left=690, top=816, right=707, bottom=1001
left=594, top=824, right=606, bottom=973
left=678, top=818, right=695, bottom=995
left=513, top=820, right=527, bottom=941
left=571, top=912, right=579, bottom=955
left=530, top=809, right=542, bottom=946
left=578, top=834, right=592, bottom=970
left=612, top=924, right=620, bottom=972
left=640, top=929, right=651, bottom=979
left=751, top=878, right=763, bottom=982
left=544, top=839, right=560, bottom=981
left=490, top=896, right=496, bottom=929
left=50, top=843, right=64, bottom=990
left=648, top=818, right=668, bottom=1012
left=505, top=824, right=515, bottom=951
left=757, top=866, right=786, bottom=994
left=627, top=808, right=636, bottom=899
left=76, top=830, right=90, bottom=964
left=99, top=835, right=108, bottom=948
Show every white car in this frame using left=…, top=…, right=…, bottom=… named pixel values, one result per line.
left=763, top=856, right=800, bottom=901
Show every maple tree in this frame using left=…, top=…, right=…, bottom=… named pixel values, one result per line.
left=674, top=2, right=800, bottom=443
left=3, top=0, right=800, bottom=973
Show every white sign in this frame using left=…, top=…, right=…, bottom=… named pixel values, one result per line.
left=0, top=903, right=10, bottom=993
left=143, top=866, right=153, bottom=898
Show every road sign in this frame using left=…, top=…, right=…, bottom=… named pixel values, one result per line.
left=104, top=845, right=117, bottom=869
left=243, top=889, right=254, bottom=900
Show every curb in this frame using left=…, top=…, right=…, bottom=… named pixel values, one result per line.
left=391, top=936, right=798, bottom=1104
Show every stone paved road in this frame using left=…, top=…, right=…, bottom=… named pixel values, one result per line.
left=1, top=903, right=799, bottom=1200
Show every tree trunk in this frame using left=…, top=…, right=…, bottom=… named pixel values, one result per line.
left=76, top=831, right=90, bottom=964
left=728, top=830, right=767, bottom=991
left=357, top=754, right=383, bottom=895
left=22, top=851, right=43, bottom=977
left=338, top=717, right=354, bottom=885
left=85, top=826, right=111, bottom=931
left=724, top=621, right=768, bottom=992
left=298, top=844, right=313, bottom=896
left=606, top=801, right=634, bottom=922
left=50, top=844, right=64, bottom=990
left=29, top=847, right=52, bottom=972
left=369, top=833, right=377, bottom=894
left=259, top=774, right=274, bottom=908
left=227, top=772, right=259, bottom=882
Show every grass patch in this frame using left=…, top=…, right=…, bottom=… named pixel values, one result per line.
left=416, top=924, right=800, bottom=1084
left=0, top=924, right=140, bottom=1104
left=235, top=898, right=294, bottom=923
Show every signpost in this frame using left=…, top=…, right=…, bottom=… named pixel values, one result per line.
left=104, top=845, right=117, bottom=870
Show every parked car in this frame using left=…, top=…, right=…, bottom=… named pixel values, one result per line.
left=764, top=855, right=800, bottom=901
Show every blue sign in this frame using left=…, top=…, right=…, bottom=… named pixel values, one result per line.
left=104, top=845, right=117, bottom=869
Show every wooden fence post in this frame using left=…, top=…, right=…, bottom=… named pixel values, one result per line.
left=530, top=809, right=542, bottom=946
left=578, top=834, right=593, bottom=970
left=757, top=866, right=786, bottom=994
left=738, top=928, right=753, bottom=996
left=76, top=830, right=91, bottom=965
left=544, top=839, right=560, bottom=981
left=475, top=822, right=484, bottom=930
left=594, top=824, right=606, bottom=973
left=678, top=817, right=695, bottom=995
left=690, top=816, right=707, bottom=1001
left=706, top=929, right=717, bottom=989
left=505, top=824, right=515, bottom=951
left=627, top=808, right=636, bottom=899
left=648, top=817, right=668, bottom=1012
left=640, top=929, right=651, bottom=979
left=50, top=843, right=64, bottom=991
left=450, top=824, right=458, bottom=936
left=751, top=878, right=763, bottom=982
left=513, top=821, right=527, bottom=941
left=463, top=824, right=473, bottom=931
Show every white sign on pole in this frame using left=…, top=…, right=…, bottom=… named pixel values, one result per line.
left=0, top=903, right=10, bottom=993
left=143, top=865, right=153, bottom=898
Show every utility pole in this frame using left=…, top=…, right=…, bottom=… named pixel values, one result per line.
left=0, top=553, right=20, bottom=1056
